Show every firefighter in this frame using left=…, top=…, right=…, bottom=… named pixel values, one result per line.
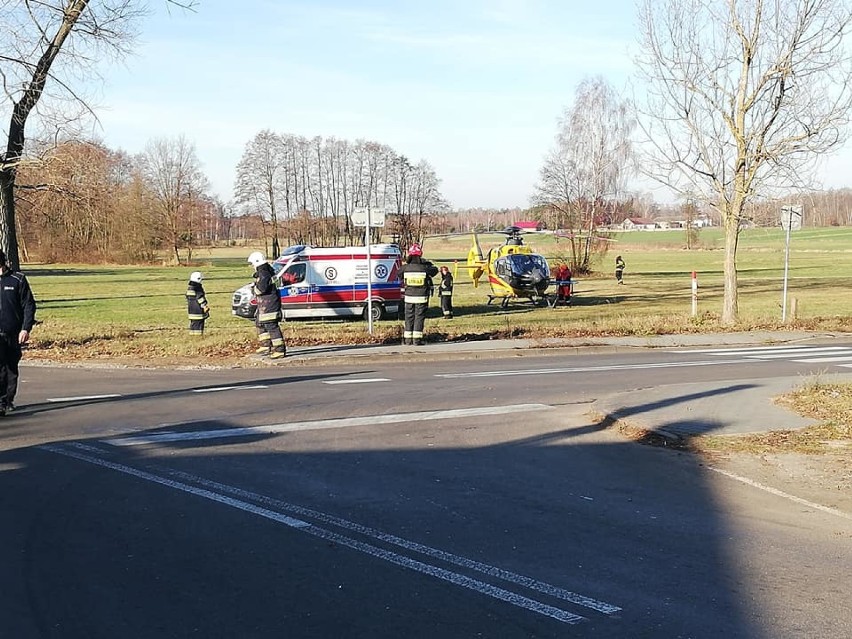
left=398, top=244, right=438, bottom=345
left=186, top=271, right=210, bottom=336
left=438, top=265, right=454, bottom=319
left=247, top=251, right=286, bottom=359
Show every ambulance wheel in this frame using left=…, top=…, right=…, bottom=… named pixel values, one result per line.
left=364, top=303, right=385, bottom=322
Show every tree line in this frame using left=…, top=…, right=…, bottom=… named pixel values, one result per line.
left=12, top=131, right=450, bottom=264
left=234, top=130, right=446, bottom=257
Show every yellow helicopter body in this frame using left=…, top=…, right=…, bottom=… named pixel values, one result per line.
left=465, top=227, right=552, bottom=307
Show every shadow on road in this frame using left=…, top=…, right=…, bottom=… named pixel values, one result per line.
left=1, top=383, right=843, bottom=637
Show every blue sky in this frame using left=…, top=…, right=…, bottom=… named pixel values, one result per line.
left=92, top=0, right=850, bottom=209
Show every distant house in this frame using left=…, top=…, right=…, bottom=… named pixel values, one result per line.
left=621, top=217, right=658, bottom=231
left=514, top=220, right=544, bottom=231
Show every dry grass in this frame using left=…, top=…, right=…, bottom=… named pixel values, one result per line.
left=691, top=379, right=852, bottom=455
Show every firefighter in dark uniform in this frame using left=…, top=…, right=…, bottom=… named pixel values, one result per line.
left=0, top=249, right=36, bottom=416
left=438, top=265, right=454, bottom=319
left=186, top=271, right=210, bottom=336
left=248, top=251, right=286, bottom=359
left=398, top=244, right=438, bottom=345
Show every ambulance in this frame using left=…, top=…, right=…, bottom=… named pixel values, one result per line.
left=231, top=244, right=402, bottom=321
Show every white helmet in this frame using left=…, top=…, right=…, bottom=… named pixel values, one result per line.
left=247, top=251, right=266, bottom=267
left=189, top=271, right=203, bottom=283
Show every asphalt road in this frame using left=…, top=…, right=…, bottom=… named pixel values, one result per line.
left=1, top=346, right=851, bottom=638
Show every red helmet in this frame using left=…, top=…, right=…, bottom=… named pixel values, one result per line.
left=408, top=244, right=422, bottom=256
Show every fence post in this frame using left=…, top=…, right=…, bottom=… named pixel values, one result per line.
left=691, top=271, right=698, bottom=317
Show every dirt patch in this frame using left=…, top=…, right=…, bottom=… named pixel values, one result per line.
left=707, top=450, right=852, bottom=515
left=611, top=380, right=852, bottom=518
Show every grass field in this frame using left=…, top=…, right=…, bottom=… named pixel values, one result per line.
left=21, top=226, right=852, bottom=363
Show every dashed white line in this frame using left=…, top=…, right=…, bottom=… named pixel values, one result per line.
left=673, top=345, right=835, bottom=354
left=791, top=355, right=852, bottom=363
left=103, top=404, right=554, bottom=447
left=46, top=394, right=121, bottom=403
left=323, top=378, right=390, bottom=385
left=192, top=385, right=270, bottom=393
left=435, top=359, right=749, bottom=379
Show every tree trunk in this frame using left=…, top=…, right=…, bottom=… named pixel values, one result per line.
left=0, top=168, right=21, bottom=270
left=721, top=209, right=740, bottom=325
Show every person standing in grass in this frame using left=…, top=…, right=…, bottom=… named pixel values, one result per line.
left=438, top=265, right=454, bottom=319
left=0, top=249, right=36, bottom=416
left=615, top=255, right=626, bottom=284
left=186, top=271, right=210, bottom=336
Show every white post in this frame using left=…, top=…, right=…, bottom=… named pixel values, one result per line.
left=782, top=213, right=792, bottom=323
left=691, top=271, right=698, bottom=317
left=366, top=208, right=373, bottom=335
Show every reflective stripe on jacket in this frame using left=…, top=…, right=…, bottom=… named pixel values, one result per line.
left=399, top=258, right=438, bottom=304
left=253, top=262, right=282, bottom=322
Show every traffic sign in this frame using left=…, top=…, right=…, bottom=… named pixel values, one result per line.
left=351, top=207, right=386, bottom=227
left=780, top=205, right=802, bottom=231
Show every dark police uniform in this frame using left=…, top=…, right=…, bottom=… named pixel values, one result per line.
left=0, top=259, right=36, bottom=414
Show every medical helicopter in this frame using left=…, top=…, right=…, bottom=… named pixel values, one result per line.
left=464, top=226, right=554, bottom=307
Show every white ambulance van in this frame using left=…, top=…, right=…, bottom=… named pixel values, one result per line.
left=231, top=244, right=402, bottom=321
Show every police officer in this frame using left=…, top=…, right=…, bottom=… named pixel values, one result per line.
left=247, top=251, right=286, bottom=359
left=186, top=271, right=210, bottom=336
left=0, top=249, right=36, bottom=416
left=398, top=244, right=438, bottom=345
left=438, top=265, right=454, bottom=319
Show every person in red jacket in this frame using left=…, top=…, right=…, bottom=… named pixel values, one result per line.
left=554, top=263, right=573, bottom=305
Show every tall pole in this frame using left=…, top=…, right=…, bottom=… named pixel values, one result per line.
left=366, top=207, right=373, bottom=335
left=782, top=208, right=792, bottom=323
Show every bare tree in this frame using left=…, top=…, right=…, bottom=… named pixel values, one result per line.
left=234, top=130, right=286, bottom=257
left=142, top=135, right=208, bottom=265
left=636, top=0, right=852, bottom=324
left=0, top=0, right=195, bottom=269
left=533, top=76, right=635, bottom=273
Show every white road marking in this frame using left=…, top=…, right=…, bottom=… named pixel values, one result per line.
left=791, top=355, right=852, bottom=363
left=708, top=466, right=852, bottom=522
left=40, top=444, right=594, bottom=624
left=192, top=385, right=269, bottom=393
left=323, top=378, right=390, bottom=385
left=46, top=394, right=121, bottom=403
left=163, top=468, right=621, bottom=615
left=435, top=359, right=749, bottom=379
left=745, top=350, right=851, bottom=360
left=103, top=404, right=553, bottom=447
left=675, top=345, right=828, bottom=354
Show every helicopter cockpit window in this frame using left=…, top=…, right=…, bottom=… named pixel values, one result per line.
left=505, top=254, right=550, bottom=277
left=495, top=257, right=513, bottom=279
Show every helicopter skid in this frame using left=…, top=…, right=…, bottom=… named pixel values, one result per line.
left=487, top=294, right=550, bottom=309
